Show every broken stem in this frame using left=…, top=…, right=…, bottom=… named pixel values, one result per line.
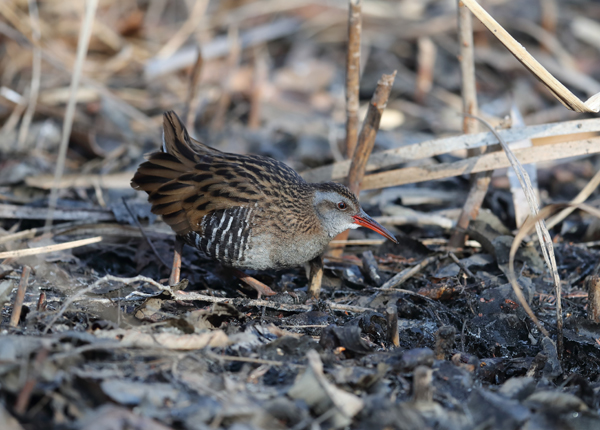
left=9, top=266, right=31, bottom=327
left=345, top=0, right=362, bottom=158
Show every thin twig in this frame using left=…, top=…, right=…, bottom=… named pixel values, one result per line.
left=122, top=198, right=170, bottom=269
left=449, top=252, right=476, bottom=279
left=0, top=221, right=90, bottom=246
left=184, top=46, right=204, bottom=129
left=43, top=275, right=170, bottom=335
left=0, top=236, right=102, bottom=259
left=347, top=71, right=397, bottom=194
left=175, top=291, right=375, bottom=314
left=329, top=239, right=385, bottom=246
left=205, top=351, right=304, bottom=368
left=380, top=254, right=439, bottom=290
left=450, top=0, right=485, bottom=248
left=461, top=0, right=600, bottom=113
left=45, top=0, right=98, bottom=227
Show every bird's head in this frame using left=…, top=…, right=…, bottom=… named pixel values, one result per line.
left=312, top=183, right=398, bottom=243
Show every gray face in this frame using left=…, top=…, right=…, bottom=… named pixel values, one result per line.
left=313, top=189, right=362, bottom=238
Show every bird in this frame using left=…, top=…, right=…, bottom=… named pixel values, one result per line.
left=131, top=111, right=397, bottom=274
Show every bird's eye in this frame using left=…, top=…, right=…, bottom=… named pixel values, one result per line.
left=337, top=201, right=347, bottom=210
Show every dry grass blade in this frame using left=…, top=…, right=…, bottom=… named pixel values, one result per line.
left=0, top=236, right=102, bottom=259
left=470, top=115, right=563, bottom=355
left=121, top=198, right=170, bottom=269
left=26, top=172, right=132, bottom=189
left=509, top=203, right=600, bottom=333
left=545, top=169, right=600, bottom=230
left=45, top=0, right=98, bottom=228
left=461, top=0, right=600, bottom=113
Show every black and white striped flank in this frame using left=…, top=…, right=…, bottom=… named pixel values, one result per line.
left=184, top=205, right=257, bottom=265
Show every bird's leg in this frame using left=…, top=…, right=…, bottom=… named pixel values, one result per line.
left=168, top=237, right=184, bottom=286
left=307, top=255, right=324, bottom=299
left=232, top=269, right=277, bottom=298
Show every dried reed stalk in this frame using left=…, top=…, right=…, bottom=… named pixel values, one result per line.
left=302, top=118, right=600, bottom=183
left=329, top=0, right=363, bottom=255
left=415, top=37, right=436, bottom=103
left=345, top=0, right=362, bottom=157
left=461, top=0, right=600, bottom=112
left=211, top=26, right=240, bottom=131
left=347, top=72, right=397, bottom=194
left=9, top=266, right=31, bottom=327
left=450, top=0, right=486, bottom=248
left=331, top=71, right=396, bottom=257
left=184, top=47, right=204, bottom=130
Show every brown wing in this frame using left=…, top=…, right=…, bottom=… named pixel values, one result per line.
left=131, top=111, right=305, bottom=237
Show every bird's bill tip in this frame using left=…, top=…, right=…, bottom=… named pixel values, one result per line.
left=352, top=214, right=398, bottom=244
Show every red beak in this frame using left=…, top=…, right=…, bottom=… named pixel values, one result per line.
left=352, top=212, right=398, bottom=243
